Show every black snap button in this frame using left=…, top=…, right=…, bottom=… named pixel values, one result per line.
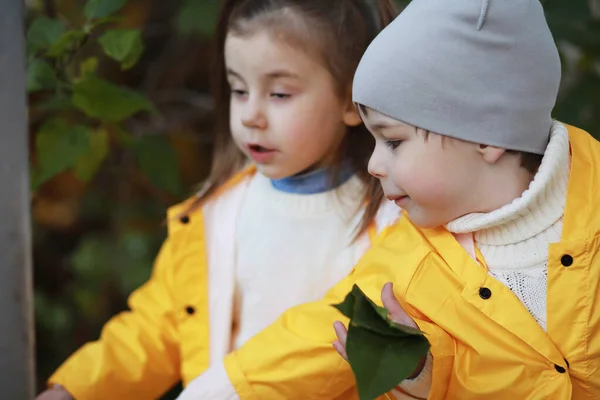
left=555, top=364, right=566, bottom=373
left=180, top=215, right=190, bottom=224
left=479, top=287, right=492, bottom=300
left=185, top=306, right=195, bottom=315
left=561, top=254, right=573, bottom=267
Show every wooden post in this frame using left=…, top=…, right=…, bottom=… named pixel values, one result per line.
left=0, top=0, right=36, bottom=397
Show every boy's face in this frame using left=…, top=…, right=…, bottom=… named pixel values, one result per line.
left=361, top=107, right=488, bottom=228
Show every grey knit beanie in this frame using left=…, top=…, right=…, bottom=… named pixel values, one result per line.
left=353, top=0, right=561, bottom=154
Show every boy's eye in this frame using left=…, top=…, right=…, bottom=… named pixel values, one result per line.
left=386, top=140, right=402, bottom=149
left=270, top=93, right=290, bottom=99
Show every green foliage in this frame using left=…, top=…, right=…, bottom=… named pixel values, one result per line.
left=84, top=0, right=127, bottom=19
left=333, top=285, right=430, bottom=400
left=73, top=130, right=110, bottom=181
left=133, top=135, right=182, bottom=195
left=72, top=76, right=156, bottom=122
left=27, top=0, right=158, bottom=191
left=27, top=59, right=58, bottom=92
left=176, top=0, right=220, bottom=36
left=33, top=119, right=92, bottom=188
left=98, top=29, right=144, bottom=70
left=27, top=16, right=66, bottom=50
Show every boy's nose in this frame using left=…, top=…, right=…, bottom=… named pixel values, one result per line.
left=368, top=150, right=386, bottom=179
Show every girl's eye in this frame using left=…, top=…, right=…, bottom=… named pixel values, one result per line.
left=270, top=93, right=290, bottom=99
left=386, top=140, right=402, bottom=149
left=231, top=89, right=247, bottom=97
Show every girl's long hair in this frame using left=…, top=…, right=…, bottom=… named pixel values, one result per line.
left=184, top=0, right=396, bottom=236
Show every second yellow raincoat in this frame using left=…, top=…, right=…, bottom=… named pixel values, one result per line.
left=220, top=124, right=600, bottom=399
left=48, top=166, right=393, bottom=399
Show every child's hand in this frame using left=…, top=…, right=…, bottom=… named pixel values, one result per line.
left=333, top=282, right=425, bottom=377
left=35, top=386, right=73, bottom=400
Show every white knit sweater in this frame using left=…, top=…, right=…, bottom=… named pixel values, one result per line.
left=446, top=121, right=570, bottom=331
left=231, top=172, right=368, bottom=349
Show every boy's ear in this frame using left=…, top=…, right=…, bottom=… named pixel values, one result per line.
left=477, top=144, right=506, bottom=164
left=342, top=94, right=362, bottom=127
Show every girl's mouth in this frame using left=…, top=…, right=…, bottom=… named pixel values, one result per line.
left=248, top=144, right=277, bottom=163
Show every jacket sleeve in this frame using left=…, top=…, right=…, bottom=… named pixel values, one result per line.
left=221, top=270, right=361, bottom=400
left=218, top=246, right=453, bottom=400
left=48, top=238, right=181, bottom=400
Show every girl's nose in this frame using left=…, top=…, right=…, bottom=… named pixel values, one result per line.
left=241, top=99, right=267, bottom=130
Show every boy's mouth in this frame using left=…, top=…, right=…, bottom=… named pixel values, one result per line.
left=387, top=194, right=409, bottom=208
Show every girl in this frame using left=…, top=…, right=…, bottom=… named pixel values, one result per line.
left=37, top=0, right=397, bottom=399
left=179, top=0, right=600, bottom=399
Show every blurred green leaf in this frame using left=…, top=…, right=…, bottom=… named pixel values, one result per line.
left=46, top=30, right=86, bottom=58
left=80, top=57, right=99, bottom=79
left=74, top=130, right=110, bottom=181
left=27, top=59, right=57, bottom=92
left=72, top=76, right=156, bottom=122
left=84, top=0, right=127, bottom=19
left=133, top=135, right=182, bottom=195
left=176, top=0, right=220, bottom=36
left=98, top=29, right=144, bottom=70
left=34, top=119, right=92, bottom=188
left=27, top=17, right=66, bottom=50
left=37, top=95, right=74, bottom=111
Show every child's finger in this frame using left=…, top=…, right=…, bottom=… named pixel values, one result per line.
left=333, top=340, right=348, bottom=361
left=381, top=282, right=417, bottom=328
left=333, top=320, right=348, bottom=345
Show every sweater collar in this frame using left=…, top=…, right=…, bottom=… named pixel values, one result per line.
left=446, top=121, right=570, bottom=246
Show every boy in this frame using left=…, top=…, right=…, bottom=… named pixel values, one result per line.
left=179, top=0, right=600, bottom=398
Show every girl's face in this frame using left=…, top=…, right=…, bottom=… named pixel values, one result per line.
left=224, top=30, right=361, bottom=179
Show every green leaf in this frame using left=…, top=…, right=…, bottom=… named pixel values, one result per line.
left=133, top=135, right=182, bottom=195
left=37, top=95, right=74, bottom=111
left=27, top=59, right=57, bottom=92
left=27, top=17, right=66, bottom=50
left=80, top=57, right=99, bottom=79
left=84, top=16, right=124, bottom=33
left=351, top=285, right=424, bottom=337
left=176, top=0, right=219, bottom=36
left=73, top=129, right=110, bottom=181
left=332, top=285, right=430, bottom=400
left=84, top=0, right=127, bottom=18
left=46, top=30, right=86, bottom=58
left=98, top=29, right=144, bottom=70
left=72, top=76, right=156, bottom=122
left=346, top=324, right=430, bottom=400
left=333, top=289, right=357, bottom=319
left=34, top=119, right=92, bottom=188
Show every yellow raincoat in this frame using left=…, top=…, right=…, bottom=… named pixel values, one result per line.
left=222, top=124, right=600, bottom=399
left=48, top=166, right=386, bottom=399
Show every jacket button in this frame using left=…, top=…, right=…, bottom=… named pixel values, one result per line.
left=479, top=287, right=492, bottom=300
left=555, top=364, right=566, bottom=373
left=561, top=254, right=573, bottom=267
left=185, top=306, right=195, bottom=315
left=180, top=215, right=190, bottom=224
